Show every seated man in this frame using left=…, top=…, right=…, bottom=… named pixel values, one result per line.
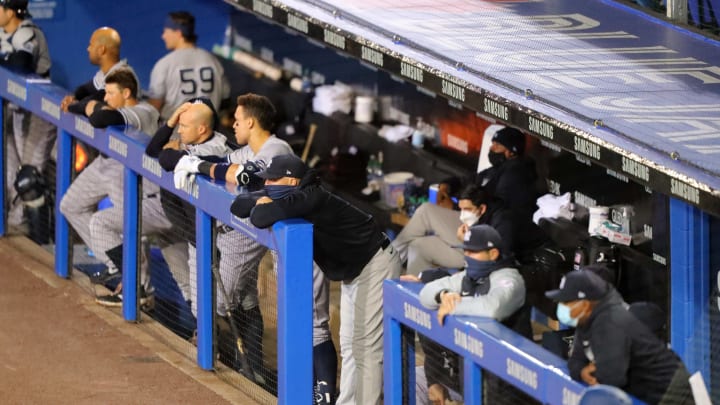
left=545, top=270, right=695, bottom=405
left=59, top=68, right=158, bottom=303
left=93, top=99, right=232, bottom=307
left=394, top=184, right=514, bottom=275
left=417, top=225, right=530, bottom=405
left=400, top=127, right=547, bottom=271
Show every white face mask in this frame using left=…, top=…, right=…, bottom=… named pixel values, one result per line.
left=459, top=210, right=480, bottom=227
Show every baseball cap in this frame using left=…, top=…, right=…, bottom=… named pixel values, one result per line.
left=256, top=154, right=307, bottom=179
left=545, top=269, right=609, bottom=302
left=454, top=224, right=503, bottom=252
left=491, top=127, right=525, bottom=156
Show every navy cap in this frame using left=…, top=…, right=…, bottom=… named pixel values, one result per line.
left=491, top=127, right=525, bottom=156
left=455, top=224, right=503, bottom=252
left=545, top=270, right=609, bottom=302
left=256, top=154, right=307, bottom=179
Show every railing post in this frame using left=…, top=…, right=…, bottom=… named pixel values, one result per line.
left=669, top=197, right=710, bottom=387
left=196, top=208, right=214, bottom=370
left=274, top=219, right=313, bottom=404
left=464, top=359, right=482, bottom=405
left=121, top=167, right=140, bottom=321
left=54, top=129, right=73, bottom=278
left=383, top=314, right=404, bottom=405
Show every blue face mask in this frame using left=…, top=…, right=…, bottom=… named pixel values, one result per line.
left=556, top=303, right=579, bottom=327
left=465, top=255, right=500, bottom=282
left=265, top=184, right=297, bottom=200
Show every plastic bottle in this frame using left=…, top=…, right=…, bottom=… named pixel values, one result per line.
left=374, top=151, right=384, bottom=179
left=367, top=154, right=379, bottom=184
left=412, top=117, right=425, bottom=149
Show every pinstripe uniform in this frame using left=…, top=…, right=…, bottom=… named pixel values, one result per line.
left=229, top=140, right=332, bottom=346
left=162, top=132, right=233, bottom=300
left=147, top=48, right=230, bottom=121
left=189, top=136, right=294, bottom=316
left=88, top=124, right=230, bottom=289
left=60, top=102, right=158, bottom=285
left=2, top=19, right=55, bottom=225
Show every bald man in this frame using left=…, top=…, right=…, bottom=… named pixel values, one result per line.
left=62, top=27, right=140, bottom=113
left=143, top=98, right=232, bottom=303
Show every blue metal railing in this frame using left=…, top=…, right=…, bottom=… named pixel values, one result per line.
left=0, top=68, right=313, bottom=404
left=382, top=280, right=646, bottom=405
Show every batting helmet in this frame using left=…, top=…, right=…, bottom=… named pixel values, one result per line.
left=13, top=164, right=46, bottom=208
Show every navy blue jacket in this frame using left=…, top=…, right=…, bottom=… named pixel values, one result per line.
left=231, top=170, right=387, bottom=281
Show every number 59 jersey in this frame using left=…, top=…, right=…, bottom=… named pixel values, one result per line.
left=148, top=47, right=230, bottom=121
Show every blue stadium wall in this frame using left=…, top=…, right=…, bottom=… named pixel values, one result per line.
left=35, top=0, right=230, bottom=91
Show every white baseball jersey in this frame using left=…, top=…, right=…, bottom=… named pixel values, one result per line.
left=227, top=135, right=293, bottom=168
left=118, top=101, right=160, bottom=135
left=92, top=59, right=140, bottom=93
left=183, top=131, right=232, bottom=157
left=148, top=47, right=230, bottom=120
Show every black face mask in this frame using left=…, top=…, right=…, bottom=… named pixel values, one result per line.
left=488, top=151, right=507, bottom=167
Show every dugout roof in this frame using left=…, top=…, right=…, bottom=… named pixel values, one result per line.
left=225, top=0, right=720, bottom=216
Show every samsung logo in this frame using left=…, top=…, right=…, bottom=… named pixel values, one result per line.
left=287, top=14, right=308, bottom=34
left=74, top=117, right=94, bottom=138
left=574, top=191, right=597, bottom=208
left=7, top=79, right=26, bottom=101
left=528, top=117, right=554, bottom=139
left=621, top=157, right=650, bottom=182
left=574, top=137, right=601, bottom=160
left=400, top=62, right=423, bottom=83
left=506, top=358, right=538, bottom=389
left=41, top=97, right=60, bottom=119
left=252, top=0, right=273, bottom=18
left=441, top=79, right=465, bottom=102
left=142, top=154, right=162, bottom=178
left=670, top=179, right=700, bottom=204
left=483, top=98, right=508, bottom=120
left=361, top=46, right=383, bottom=67
left=323, top=29, right=346, bottom=50
left=403, top=302, right=431, bottom=330
left=180, top=179, right=199, bottom=199
left=108, top=136, right=127, bottom=158
left=454, top=328, right=483, bottom=358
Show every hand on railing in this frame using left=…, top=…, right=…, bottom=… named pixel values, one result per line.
left=173, top=155, right=203, bottom=189
left=437, top=290, right=461, bottom=326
